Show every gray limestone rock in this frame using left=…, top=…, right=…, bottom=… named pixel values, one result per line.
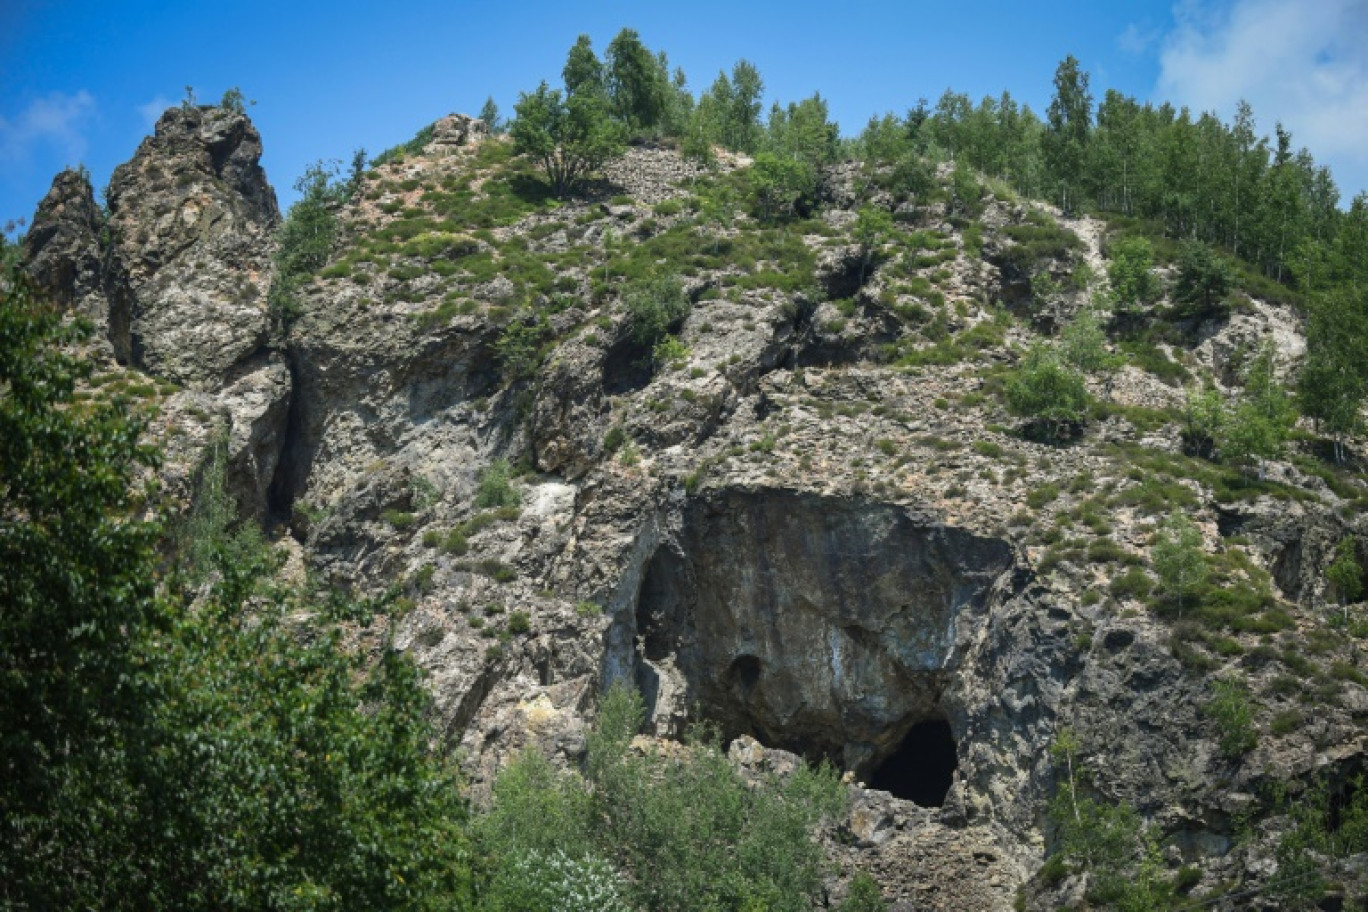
left=105, top=104, right=279, bottom=388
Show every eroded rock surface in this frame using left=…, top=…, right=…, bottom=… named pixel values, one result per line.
left=106, top=104, right=279, bottom=388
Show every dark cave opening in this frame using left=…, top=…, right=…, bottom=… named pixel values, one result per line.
left=602, top=334, right=657, bottom=395
left=868, top=718, right=958, bottom=808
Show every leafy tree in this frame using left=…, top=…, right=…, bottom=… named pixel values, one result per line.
left=761, top=92, right=840, bottom=214
left=1299, top=286, right=1368, bottom=463
left=0, top=266, right=474, bottom=908
left=1106, top=236, right=1160, bottom=311
left=695, top=60, right=765, bottom=153
left=479, top=95, right=502, bottom=134
left=697, top=185, right=734, bottom=254
left=496, top=310, right=550, bottom=382
left=269, top=161, right=347, bottom=331
left=0, top=267, right=162, bottom=904
left=218, top=86, right=250, bottom=114
left=727, top=61, right=766, bottom=152
left=475, top=457, right=520, bottom=509
left=510, top=82, right=625, bottom=198
left=1326, top=537, right=1363, bottom=624
left=749, top=152, right=812, bottom=222
left=852, top=205, right=893, bottom=284
left=1152, top=510, right=1208, bottom=616
left=604, top=28, right=669, bottom=132
left=1043, top=55, right=1092, bottom=213
left=1223, top=340, right=1295, bottom=477
left=1181, top=384, right=1225, bottom=460
left=1005, top=344, right=1091, bottom=439
left=135, top=549, right=473, bottom=909
left=591, top=685, right=845, bottom=911
left=949, top=161, right=983, bottom=216
left=480, top=849, right=630, bottom=912
left=1058, top=307, right=1116, bottom=375
left=1046, top=731, right=1173, bottom=909
left=1171, top=240, right=1234, bottom=318
left=562, top=34, right=605, bottom=98
left=477, top=685, right=845, bottom=911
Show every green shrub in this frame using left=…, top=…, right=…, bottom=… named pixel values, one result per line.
left=443, top=529, right=469, bottom=555
left=475, top=459, right=520, bottom=509
left=507, top=611, right=531, bottom=635
left=1106, top=236, right=1160, bottom=311
left=382, top=509, right=417, bottom=529
left=1271, top=709, right=1303, bottom=735
left=476, top=560, right=517, bottom=583
left=1026, top=482, right=1060, bottom=509
left=972, top=440, right=1004, bottom=459
left=1046, top=737, right=1173, bottom=907
left=1005, top=346, right=1090, bottom=439
left=1171, top=241, right=1234, bottom=319
left=652, top=334, right=689, bottom=370
left=1000, top=218, right=1082, bottom=273
left=481, top=849, right=631, bottom=912
left=838, top=872, right=887, bottom=912
left=476, top=684, right=845, bottom=911
left=1110, top=567, right=1153, bottom=601
left=624, top=273, right=690, bottom=349
left=1207, top=679, right=1257, bottom=759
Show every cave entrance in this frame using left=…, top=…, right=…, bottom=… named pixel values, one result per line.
left=868, top=718, right=958, bottom=808
left=622, top=489, right=1013, bottom=788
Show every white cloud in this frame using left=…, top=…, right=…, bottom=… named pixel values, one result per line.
left=1157, top=0, right=1368, bottom=195
left=0, top=90, right=97, bottom=165
left=1118, top=22, right=1161, bottom=56
left=138, top=95, right=173, bottom=129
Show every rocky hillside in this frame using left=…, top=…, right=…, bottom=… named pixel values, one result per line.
left=22, top=104, right=1368, bottom=910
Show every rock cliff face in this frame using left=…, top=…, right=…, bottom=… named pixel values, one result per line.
left=105, top=104, right=279, bottom=388
left=23, top=109, right=1368, bottom=910
left=25, top=105, right=287, bottom=518
left=23, top=169, right=108, bottom=331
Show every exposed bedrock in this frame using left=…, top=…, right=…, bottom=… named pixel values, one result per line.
left=105, top=104, right=280, bottom=388
left=617, top=487, right=1015, bottom=785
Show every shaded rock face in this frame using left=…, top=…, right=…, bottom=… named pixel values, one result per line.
left=626, top=488, right=1014, bottom=776
left=22, top=170, right=108, bottom=331
left=105, top=105, right=279, bottom=388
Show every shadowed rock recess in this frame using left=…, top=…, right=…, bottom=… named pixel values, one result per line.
left=626, top=489, right=1012, bottom=791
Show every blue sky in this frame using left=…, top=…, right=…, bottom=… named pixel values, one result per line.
left=3, top=0, right=1366, bottom=230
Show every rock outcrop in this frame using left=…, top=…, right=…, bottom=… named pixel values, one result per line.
left=105, top=104, right=279, bottom=389
left=24, top=105, right=288, bottom=518
left=22, top=169, right=109, bottom=337
left=24, top=109, right=1368, bottom=910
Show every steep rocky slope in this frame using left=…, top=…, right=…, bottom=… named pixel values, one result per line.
left=23, top=107, right=1368, bottom=910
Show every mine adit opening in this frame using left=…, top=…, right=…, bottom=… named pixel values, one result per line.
left=868, top=718, right=958, bottom=808
left=626, top=488, right=1012, bottom=791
